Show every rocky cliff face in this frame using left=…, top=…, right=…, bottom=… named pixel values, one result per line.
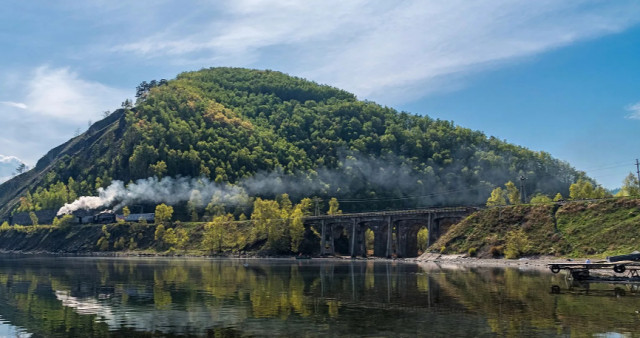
left=0, top=110, right=125, bottom=220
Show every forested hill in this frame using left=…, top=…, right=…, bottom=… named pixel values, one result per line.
left=0, top=67, right=586, bottom=217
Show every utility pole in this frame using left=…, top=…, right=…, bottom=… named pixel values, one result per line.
left=636, top=159, right=640, bottom=191
left=519, top=176, right=527, bottom=203
left=313, top=197, right=322, bottom=216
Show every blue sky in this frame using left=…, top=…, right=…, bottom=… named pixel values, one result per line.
left=1, top=1, right=639, bottom=189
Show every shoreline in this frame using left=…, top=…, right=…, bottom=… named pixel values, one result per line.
left=0, top=249, right=582, bottom=269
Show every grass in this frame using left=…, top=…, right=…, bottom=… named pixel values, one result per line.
left=433, top=198, right=640, bottom=258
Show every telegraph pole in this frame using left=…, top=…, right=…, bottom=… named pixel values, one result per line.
left=636, top=159, right=640, bottom=191
left=313, top=197, right=322, bottom=216
left=519, top=176, right=527, bottom=203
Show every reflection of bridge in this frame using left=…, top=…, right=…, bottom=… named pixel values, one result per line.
left=304, top=207, right=478, bottom=258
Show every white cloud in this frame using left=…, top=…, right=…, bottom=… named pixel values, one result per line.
left=0, top=154, right=25, bottom=183
left=111, top=0, right=640, bottom=103
left=0, top=154, right=23, bottom=164
left=0, top=101, right=27, bottom=109
left=22, top=66, right=128, bottom=121
left=626, top=102, right=640, bottom=120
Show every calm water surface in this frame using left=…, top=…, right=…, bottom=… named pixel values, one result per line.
left=0, top=256, right=639, bottom=337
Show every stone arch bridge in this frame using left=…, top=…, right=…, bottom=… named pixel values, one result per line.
left=304, top=207, right=478, bottom=258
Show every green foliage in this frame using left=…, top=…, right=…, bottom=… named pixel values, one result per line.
left=8, top=67, right=588, bottom=219
left=553, top=193, right=564, bottom=202
left=122, top=206, right=131, bottom=217
left=529, top=194, right=552, bottom=204
left=96, top=226, right=111, bottom=251
left=289, top=207, right=305, bottom=253
left=486, top=187, right=507, bottom=206
left=504, top=229, right=530, bottom=259
left=154, top=224, right=165, bottom=241
left=417, top=228, right=429, bottom=252
left=202, top=214, right=235, bottom=252
left=569, top=178, right=609, bottom=200
left=155, top=204, right=173, bottom=225
left=328, top=198, right=342, bottom=215
left=29, top=212, right=38, bottom=226
left=504, top=181, right=520, bottom=205
left=0, top=221, right=10, bottom=231
left=163, top=228, right=177, bottom=249
left=365, top=229, right=374, bottom=253
left=468, top=247, right=477, bottom=257
left=114, top=237, right=126, bottom=250
left=96, top=237, right=109, bottom=251
left=128, top=237, right=138, bottom=250
left=52, top=214, right=74, bottom=230
left=618, top=173, right=640, bottom=197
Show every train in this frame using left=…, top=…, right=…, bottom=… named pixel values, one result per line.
left=75, top=211, right=155, bottom=224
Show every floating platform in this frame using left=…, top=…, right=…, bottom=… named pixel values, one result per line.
left=548, top=260, right=640, bottom=281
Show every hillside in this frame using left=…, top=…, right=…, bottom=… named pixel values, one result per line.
left=0, top=67, right=586, bottom=219
left=432, top=198, right=640, bottom=258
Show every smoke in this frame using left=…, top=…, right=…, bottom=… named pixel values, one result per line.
left=58, top=150, right=566, bottom=215
left=57, top=177, right=249, bottom=215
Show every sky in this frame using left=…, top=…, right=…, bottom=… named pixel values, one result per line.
left=1, top=0, right=639, bottom=189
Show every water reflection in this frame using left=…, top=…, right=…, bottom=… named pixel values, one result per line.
left=0, top=256, right=639, bottom=337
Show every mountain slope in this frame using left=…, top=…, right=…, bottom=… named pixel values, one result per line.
left=0, top=67, right=585, bottom=218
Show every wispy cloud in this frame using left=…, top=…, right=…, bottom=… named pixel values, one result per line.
left=24, top=66, right=128, bottom=121
left=111, top=0, right=640, bottom=103
left=626, top=102, right=640, bottom=120
left=0, top=101, right=27, bottom=109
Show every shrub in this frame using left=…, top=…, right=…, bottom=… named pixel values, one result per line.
left=440, top=245, right=446, bottom=254
left=53, top=214, right=74, bottom=231
left=489, top=245, right=503, bottom=257
left=0, top=221, right=10, bottom=231
left=114, top=237, right=126, bottom=250
left=504, top=229, right=530, bottom=259
left=128, top=237, right=138, bottom=250
left=96, top=237, right=109, bottom=251
left=468, top=247, right=477, bottom=257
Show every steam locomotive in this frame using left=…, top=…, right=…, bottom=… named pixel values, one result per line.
left=74, top=211, right=155, bottom=224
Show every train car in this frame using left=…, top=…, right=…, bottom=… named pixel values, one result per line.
left=116, top=213, right=155, bottom=223
left=94, top=212, right=116, bottom=224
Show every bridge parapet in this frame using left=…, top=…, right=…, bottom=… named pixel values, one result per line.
left=304, top=206, right=478, bottom=222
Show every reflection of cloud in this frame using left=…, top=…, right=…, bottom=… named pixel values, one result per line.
left=112, top=1, right=640, bottom=102
left=626, top=102, right=640, bottom=120
left=54, top=289, right=246, bottom=335
left=24, top=66, right=128, bottom=121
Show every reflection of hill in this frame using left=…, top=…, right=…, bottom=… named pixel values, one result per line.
left=427, top=264, right=640, bottom=336
left=5, top=257, right=638, bottom=336
left=0, top=257, right=499, bottom=336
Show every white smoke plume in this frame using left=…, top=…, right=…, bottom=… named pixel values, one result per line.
left=57, top=176, right=249, bottom=215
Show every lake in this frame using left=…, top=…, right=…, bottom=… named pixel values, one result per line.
left=0, top=256, right=638, bottom=337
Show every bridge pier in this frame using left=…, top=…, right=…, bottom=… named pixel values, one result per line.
left=350, top=218, right=356, bottom=257
left=320, top=220, right=326, bottom=255
left=386, top=216, right=393, bottom=258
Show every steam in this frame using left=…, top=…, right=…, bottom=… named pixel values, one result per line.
left=57, top=177, right=248, bottom=215
left=57, top=151, right=574, bottom=215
